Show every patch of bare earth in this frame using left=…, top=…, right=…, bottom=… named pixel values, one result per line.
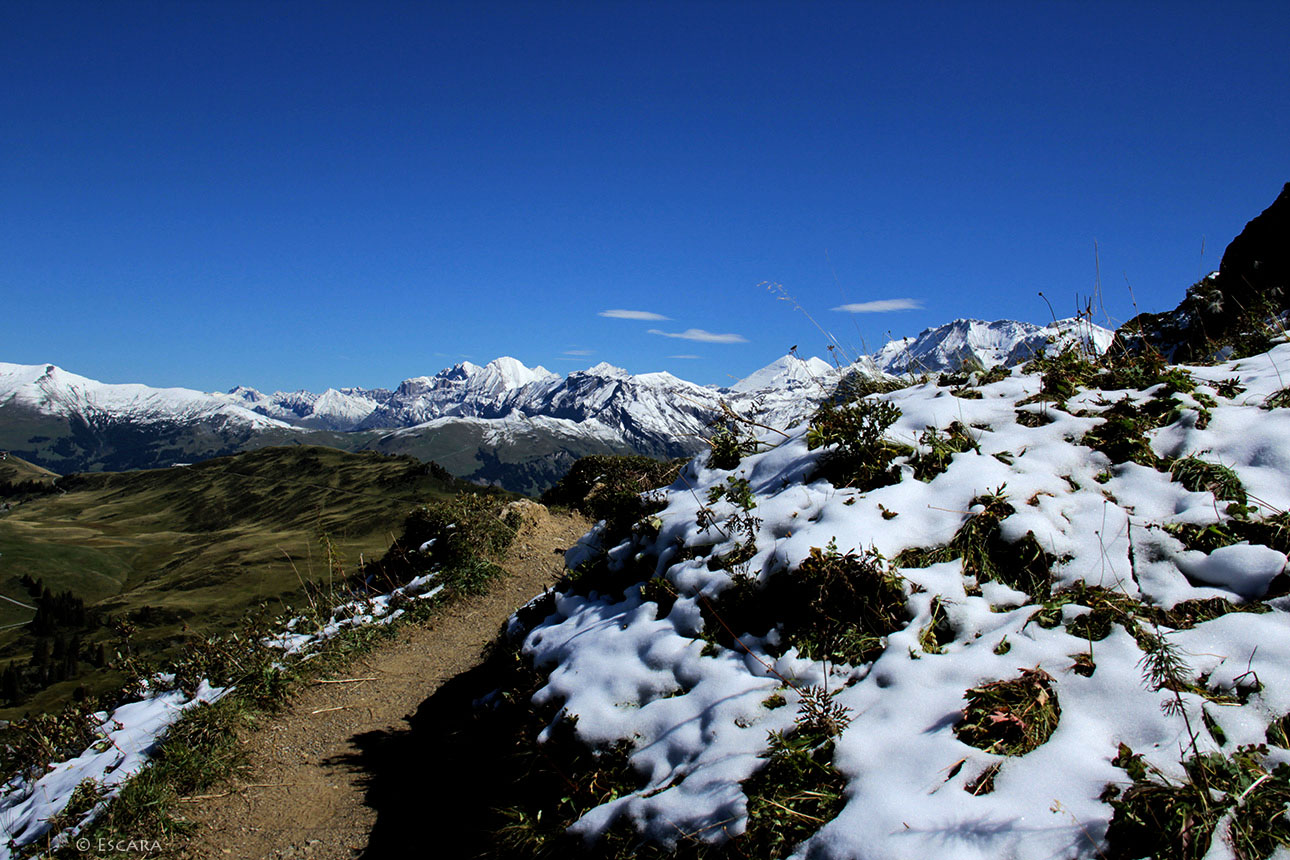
left=175, top=503, right=589, bottom=860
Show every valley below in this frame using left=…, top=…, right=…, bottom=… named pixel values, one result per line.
left=0, top=446, right=493, bottom=719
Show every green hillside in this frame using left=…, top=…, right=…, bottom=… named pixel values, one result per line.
left=360, top=423, right=642, bottom=496
left=0, top=407, right=279, bottom=476
left=0, top=453, right=59, bottom=504
left=0, top=445, right=497, bottom=717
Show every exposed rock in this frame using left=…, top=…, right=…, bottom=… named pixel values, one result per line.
left=1220, top=181, right=1290, bottom=316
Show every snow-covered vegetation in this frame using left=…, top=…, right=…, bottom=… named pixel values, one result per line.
left=503, top=339, right=1290, bottom=859
left=0, top=682, right=225, bottom=860
left=0, top=567, right=458, bottom=858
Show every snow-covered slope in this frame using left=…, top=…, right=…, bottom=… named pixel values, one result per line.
left=873, top=317, right=1115, bottom=374
left=505, top=341, right=1290, bottom=859
left=0, top=362, right=288, bottom=429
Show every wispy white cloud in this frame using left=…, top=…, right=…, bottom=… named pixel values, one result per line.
left=648, top=328, right=748, bottom=344
left=831, top=298, right=923, bottom=313
left=668, top=354, right=701, bottom=359
left=563, top=349, right=594, bottom=356
left=599, top=309, right=670, bottom=321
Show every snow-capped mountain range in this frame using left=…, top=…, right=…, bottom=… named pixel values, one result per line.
left=216, top=316, right=1112, bottom=432
left=0, top=316, right=1113, bottom=489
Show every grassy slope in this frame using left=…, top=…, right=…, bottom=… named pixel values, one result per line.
left=362, top=422, right=642, bottom=496
left=0, top=453, right=59, bottom=485
left=0, top=404, right=637, bottom=495
left=0, top=445, right=495, bottom=717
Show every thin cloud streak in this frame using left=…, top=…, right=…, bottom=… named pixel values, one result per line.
left=599, top=309, right=670, bottom=321
left=562, top=349, right=594, bottom=355
left=668, top=354, right=701, bottom=359
left=648, top=328, right=748, bottom=344
left=831, top=298, right=923, bottom=313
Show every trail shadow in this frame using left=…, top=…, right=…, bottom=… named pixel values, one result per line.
left=333, top=649, right=527, bottom=859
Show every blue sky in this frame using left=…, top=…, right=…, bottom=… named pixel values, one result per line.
left=2, top=1, right=1287, bottom=392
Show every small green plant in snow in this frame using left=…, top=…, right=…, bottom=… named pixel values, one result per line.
left=806, top=398, right=910, bottom=490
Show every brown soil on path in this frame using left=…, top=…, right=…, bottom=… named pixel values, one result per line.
left=176, top=502, right=590, bottom=860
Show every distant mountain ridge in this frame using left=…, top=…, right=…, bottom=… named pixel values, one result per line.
left=215, top=356, right=832, bottom=438
left=216, top=318, right=1114, bottom=434
left=0, top=363, right=288, bottom=430
left=0, top=315, right=1113, bottom=491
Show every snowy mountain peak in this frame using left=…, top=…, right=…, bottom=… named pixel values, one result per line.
left=633, top=371, right=693, bottom=387
left=454, top=361, right=483, bottom=377
left=579, top=362, right=630, bottom=379
left=394, top=376, right=435, bottom=398
left=310, top=388, right=381, bottom=425
left=731, top=354, right=835, bottom=393
left=1042, top=317, right=1117, bottom=357
left=872, top=317, right=1114, bottom=374
left=478, top=356, right=558, bottom=389
left=395, top=361, right=484, bottom=397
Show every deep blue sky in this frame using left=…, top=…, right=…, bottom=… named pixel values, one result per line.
left=2, top=1, right=1287, bottom=392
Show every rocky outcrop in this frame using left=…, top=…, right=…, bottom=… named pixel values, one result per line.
left=1116, top=183, right=1290, bottom=361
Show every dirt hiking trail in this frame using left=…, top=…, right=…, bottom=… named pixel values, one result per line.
left=177, top=502, right=590, bottom=860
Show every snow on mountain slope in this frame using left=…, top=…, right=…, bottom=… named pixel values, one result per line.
left=386, top=412, right=627, bottom=448
left=358, top=357, right=562, bottom=428
left=364, top=358, right=728, bottom=452
left=309, top=388, right=384, bottom=428
left=223, top=385, right=391, bottom=430
left=472, top=355, right=560, bottom=394
left=0, top=362, right=288, bottom=429
left=873, top=317, right=1114, bottom=374
left=538, top=362, right=718, bottom=440
left=506, top=340, right=1290, bottom=859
